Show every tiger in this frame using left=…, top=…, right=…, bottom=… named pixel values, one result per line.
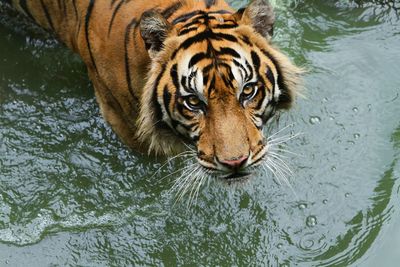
left=1, top=0, right=302, bottom=182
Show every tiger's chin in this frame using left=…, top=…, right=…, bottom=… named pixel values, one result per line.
left=221, top=172, right=253, bottom=183
left=197, top=161, right=259, bottom=184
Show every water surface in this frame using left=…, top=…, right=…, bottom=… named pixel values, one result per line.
left=0, top=1, right=399, bottom=266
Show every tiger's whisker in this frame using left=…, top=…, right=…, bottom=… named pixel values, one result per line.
left=267, top=123, right=294, bottom=140
left=150, top=151, right=195, bottom=179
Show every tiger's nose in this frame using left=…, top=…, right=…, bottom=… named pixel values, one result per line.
left=218, top=155, right=248, bottom=169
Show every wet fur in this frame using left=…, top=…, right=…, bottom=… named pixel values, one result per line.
left=2, top=0, right=302, bottom=159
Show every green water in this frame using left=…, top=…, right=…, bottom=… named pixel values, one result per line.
left=0, top=1, right=399, bottom=266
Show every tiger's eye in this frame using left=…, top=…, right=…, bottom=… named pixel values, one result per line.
left=242, top=84, right=255, bottom=96
left=184, top=95, right=204, bottom=111
left=240, top=83, right=259, bottom=104
left=188, top=96, right=200, bottom=106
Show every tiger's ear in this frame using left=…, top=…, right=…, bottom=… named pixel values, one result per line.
left=139, top=11, right=172, bottom=55
left=234, top=0, right=275, bottom=38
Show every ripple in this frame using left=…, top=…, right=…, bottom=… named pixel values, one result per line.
left=0, top=205, right=160, bottom=245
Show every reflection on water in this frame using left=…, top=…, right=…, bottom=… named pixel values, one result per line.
left=0, top=0, right=399, bottom=265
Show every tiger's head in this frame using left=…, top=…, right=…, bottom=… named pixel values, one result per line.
left=138, top=0, right=302, bottom=181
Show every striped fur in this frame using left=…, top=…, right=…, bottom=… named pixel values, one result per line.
left=2, top=0, right=302, bottom=177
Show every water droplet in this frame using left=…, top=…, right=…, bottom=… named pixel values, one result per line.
left=323, top=97, right=328, bottom=102
left=329, top=116, right=335, bottom=121
left=323, top=199, right=328, bottom=204
left=352, top=107, right=358, bottom=113
left=353, top=133, right=360, bottom=139
left=348, top=140, right=355, bottom=145
left=309, top=116, right=321, bottom=125
left=331, top=166, right=336, bottom=171
left=306, top=216, right=317, bottom=227
left=277, top=243, right=283, bottom=249
left=345, top=192, right=351, bottom=198
left=367, top=104, right=372, bottom=111
left=281, top=264, right=289, bottom=267
left=298, top=203, right=307, bottom=210
left=5, top=260, right=9, bottom=265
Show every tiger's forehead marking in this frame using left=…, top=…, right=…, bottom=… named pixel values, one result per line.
left=176, top=43, right=258, bottom=100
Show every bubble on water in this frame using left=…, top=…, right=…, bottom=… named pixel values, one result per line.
left=298, top=203, right=307, bottom=210
left=309, top=116, right=321, bottom=125
left=348, top=141, right=355, bottom=145
left=352, top=107, right=358, bottom=112
left=277, top=243, right=283, bottom=249
left=306, top=216, right=317, bottom=227
left=331, top=166, right=336, bottom=171
left=280, top=263, right=289, bottom=267
left=329, top=116, right=335, bottom=121
left=323, top=97, right=329, bottom=102
left=323, top=199, right=328, bottom=204
left=345, top=192, right=351, bottom=198
left=367, top=104, right=372, bottom=111
left=353, top=133, right=360, bottom=139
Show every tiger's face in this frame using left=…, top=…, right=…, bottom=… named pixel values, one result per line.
left=138, top=0, right=302, bottom=181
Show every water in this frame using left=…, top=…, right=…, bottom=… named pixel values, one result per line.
left=0, top=0, right=399, bottom=266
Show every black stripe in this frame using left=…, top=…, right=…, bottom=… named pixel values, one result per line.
left=19, top=0, right=35, bottom=21
left=233, top=59, right=246, bottom=81
left=179, top=31, right=237, bottom=50
left=72, top=0, right=79, bottom=19
left=240, top=35, right=252, bottom=46
left=180, top=76, right=189, bottom=93
left=266, top=68, right=275, bottom=98
left=152, top=68, right=167, bottom=127
left=202, top=73, right=209, bottom=87
left=161, top=2, right=183, bottom=19
left=163, top=86, right=173, bottom=119
left=85, top=0, right=98, bottom=73
left=170, top=64, right=180, bottom=91
left=172, top=9, right=231, bottom=24
left=108, top=0, right=124, bottom=36
left=217, top=47, right=240, bottom=58
left=40, top=0, right=55, bottom=31
left=255, top=86, right=266, bottom=110
left=163, top=86, right=190, bottom=131
left=208, top=10, right=232, bottom=14
left=213, top=24, right=238, bottom=29
left=189, top=52, right=208, bottom=68
left=208, top=75, right=216, bottom=98
left=245, top=59, right=254, bottom=81
left=205, top=0, right=215, bottom=8
left=56, top=0, right=67, bottom=17
left=179, top=18, right=205, bottom=30
left=261, top=49, right=291, bottom=104
left=124, top=18, right=140, bottom=103
left=251, top=51, right=268, bottom=88
left=251, top=51, right=261, bottom=75
left=203, top=64, right=213, bottom=76
left=177, top=104, right=194, bottom=120
left=178, top=27, right=198, bottom=36
left=191, top=134, right=200, bottom=143
left=172, top=11, right=201, bottom=24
